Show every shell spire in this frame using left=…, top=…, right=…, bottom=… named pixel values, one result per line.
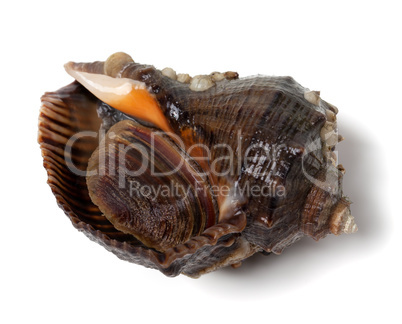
left=330, top=199, right=358, bottom=235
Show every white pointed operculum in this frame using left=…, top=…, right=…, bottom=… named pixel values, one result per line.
left=64, top=62, right=173, bottom=134
left=64, top=62, right=146, bottom=105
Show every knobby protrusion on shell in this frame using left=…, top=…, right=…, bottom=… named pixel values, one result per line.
left=223, top=71, right=239, bottom=80
left=189, top=75, right=215, bottom=91
left=161, top=67, right=177, bottom=80
left=304, top=90, right=321, bottom=106
left=321, top=121, right=338, bottom=147
left=210, top=72, right=225, bottom=82
left=38, top=52, right=356, bottom=277
left=328, top=102, right=339, bottom=114
left=337, top=164, right=346, bottom=175
left=325, top=108, right=336, bottom=122
left=104, top=52, right=134, bottom=78
left=177, top=73, right=192, bottom=84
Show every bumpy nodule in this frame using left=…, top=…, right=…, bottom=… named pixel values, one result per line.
left=38, top=52, right=356, bottom=278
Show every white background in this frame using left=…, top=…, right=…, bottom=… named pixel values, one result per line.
left=1, top=0, right=400, bottom=323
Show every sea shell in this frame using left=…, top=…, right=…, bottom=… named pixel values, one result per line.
left=38, top=52, right=357, bottom=277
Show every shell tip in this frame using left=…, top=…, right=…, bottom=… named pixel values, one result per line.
left=343, top=214, right=358, bottom=234
left=330, top=199, right=358, bottom=235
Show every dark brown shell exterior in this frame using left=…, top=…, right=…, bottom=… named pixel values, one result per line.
left=38, top=54, right=356, bottom=277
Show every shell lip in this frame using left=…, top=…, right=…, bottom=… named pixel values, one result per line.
left=38, top=82, right=248, bottom=275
